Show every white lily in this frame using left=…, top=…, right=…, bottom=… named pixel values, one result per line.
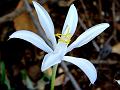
left=9, top=1, right=110, bottom=84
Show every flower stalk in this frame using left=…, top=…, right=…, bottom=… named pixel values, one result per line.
left=51, top=64, right=58, bottom=90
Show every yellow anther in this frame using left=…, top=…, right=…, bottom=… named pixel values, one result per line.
left=55, top=33, right=61, bottom=38
left=55, top=25, right=72, bottom=45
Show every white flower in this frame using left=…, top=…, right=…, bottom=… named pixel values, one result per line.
left=9, top=1, right=110, bottom=84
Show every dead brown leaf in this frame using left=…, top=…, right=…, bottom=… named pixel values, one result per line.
left=112, top=43, right=120, bottom=54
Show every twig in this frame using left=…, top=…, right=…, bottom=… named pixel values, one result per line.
left=79, top=0, right=88, bottom=20
left=61, top=62, right=81, bottom=90
left=39, top=0, right=49, bottom=4
left=112, top=0, right=116, bottom=27
left=23, top=0, right=82, bottom=90
left=96, top=35, right=113, bottom=60
left=91, top=60, right=118, bottom=65
left=98, top=0, right=103, bottom=20
left=0, top=7, right=25, bottom=24
left=23, top=0, right=53, bottom=49
left=112, top=0, right=117, bottom=41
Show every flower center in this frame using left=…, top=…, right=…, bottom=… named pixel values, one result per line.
left=55, top=25, right=72, bottom=45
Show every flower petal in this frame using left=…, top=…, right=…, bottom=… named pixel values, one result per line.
left=41, top=53, right=61, bottom=71
left=33, top=1, right=56, bottom=47
left=67, top=23, right=109, bottom=52
left=62, top=4, right=78, bottom=36
left=63, top=56, right=97, bottom=84
left=115, top=80, right=120, bottom=85
left=9, top=30, right=53, bottom=53
left=41, top=43, right=67, bottom=71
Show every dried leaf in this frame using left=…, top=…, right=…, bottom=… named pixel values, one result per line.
left=14, top=0, right=36, bottom=32
left=112, top=43, right=120, bottom=54
left=37, top=79, right=46, bottom=90
left=55, top=74, right=65, bottom=86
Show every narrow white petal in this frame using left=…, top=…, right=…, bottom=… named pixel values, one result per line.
left=41, top=53, right=61, bottom=71
left=67, top=23, right=109, bottom=52
left=62, top=4, right=78, bottom=36
left=63, top=56, right=97, bottom=84
left=33, top=1, right=56, bottom=47
left=9, top=30, right=53, bottom=53
left=115, top=80, right=120, bottom=85
left=42, top=43, right=68, bottom=71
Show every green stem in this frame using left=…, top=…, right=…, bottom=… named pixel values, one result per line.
left=50, top=64, right=58, bottom=90
left=1, top=61, right=5, bottom=83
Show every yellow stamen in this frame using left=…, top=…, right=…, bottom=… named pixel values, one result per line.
left=55, top=25, right=72, bottom=45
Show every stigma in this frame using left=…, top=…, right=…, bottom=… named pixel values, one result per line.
left=56, top=25, right=72, bottom=45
